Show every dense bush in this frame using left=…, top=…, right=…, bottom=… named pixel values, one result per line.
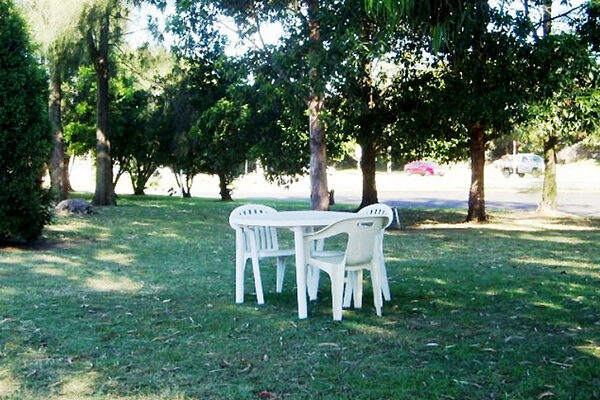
left=0, top=0, right=52, bottom=242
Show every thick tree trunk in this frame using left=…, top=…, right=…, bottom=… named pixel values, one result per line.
left=63, top=154, right=73, bottom=192
left=92, top=62, right=115, bottom=205
left=131, top=166, right=153, bottom=196
left=131, top=174, right=148, bottom=196
left=218, top=172, right=233, bottom=201
left=309, top=99, right=329, bottom=210
left=88, top=11, right=115, bottom=206
left=537, top=0, right=557, bottom=213
left=48, top=76, right=68, bottom=201
left=173, top=169, right=192, bottom=197
left=307, top=0, right=329, bottom=211
left=357, top=24, right=378, bottom=211
left=539, top=135, right=558, bottom=211
left=542, top=0, right=552, bottom=37
left=467, top=124, right=487, bottom=222
left=358, top=139, right=378, bottom=209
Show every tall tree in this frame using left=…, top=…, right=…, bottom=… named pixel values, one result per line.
left=367, top=0, right=531, bottom=221
left=20, top=0, right=86, bottom=201
left=169, top=0, right=332, bottom=209
left=525, top=1, right=597, bottom=211
left=305, top=0, right=329, bottom=210
left=80, top=0, right=123, bottom=206
left=540, top=0, right=558, bottom=211
left=325, top=2, right=408, bottom=208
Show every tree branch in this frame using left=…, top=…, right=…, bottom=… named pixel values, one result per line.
left=532, top=3, right=585, bottom=30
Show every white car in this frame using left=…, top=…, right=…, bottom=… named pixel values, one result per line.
left=495, top=153, right=545, bottom=177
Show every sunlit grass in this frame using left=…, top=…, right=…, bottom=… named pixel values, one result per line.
left=85, top=272, right=143, bottom=292
left=0, top=368, right=20, bottom=397
left=0, top=196, right=598, bottom=399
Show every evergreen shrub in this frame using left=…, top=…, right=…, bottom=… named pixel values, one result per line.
left=0, top=0, right=52, bottom=242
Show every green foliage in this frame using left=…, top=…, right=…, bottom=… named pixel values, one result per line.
left=248, top=77, right=311, bottom=182
left=0, top=0, right=52, bottom=242
left=63, top=57, right=175, bottom=196
left=109, top=75, right=163, bottom=194
left=517, top=33, right=599, bottom=151
left=20, top=0, right=86, bottom=82
left=156, top=61, right=224, bottom=195
left=387, top=69, right=470, bottom=163
left=170, top=1, right=347, bottom=181
left=322, top=2, right=402, bottom=157
left=192, top=95, right=250, bottom=199
left=63, top=65, right=97, bottom=156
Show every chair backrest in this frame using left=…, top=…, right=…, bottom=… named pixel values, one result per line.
left=229, top=205, right=279, bottom=251
left=310, top=216, right=386, bottom=266
left=358, top=203, right=393, bottom=229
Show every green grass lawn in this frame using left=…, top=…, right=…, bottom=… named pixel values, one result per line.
left=1, top=195, right=599, bottom=399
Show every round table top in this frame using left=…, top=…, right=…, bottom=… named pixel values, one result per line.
left=230, top=210, right=354, bottom=228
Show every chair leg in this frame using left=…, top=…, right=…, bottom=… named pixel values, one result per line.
left=248, top=230, right=264, bottom=305
left=235, top=230, right=245, bottom=304
left=343, top=271, right=354, bottom=308
left=307, top=234, right=323, bottom=301
left=276, top=257, right=286, bottom=293
left=251, top=254, right=264, bottom=304
left=353, top=270, right=363, bottom=309
left=380, top=253, right=391, bottom=301
left=331, top=269, right=345, bottom=321
left=307, top=267, right=320, bottom=300
left=370, top=262, right=383, bottom=317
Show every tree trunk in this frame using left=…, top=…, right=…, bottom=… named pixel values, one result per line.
left=539, top=135, right=558, bottom=211
left=131, top=166, right=153, bottom=196
left=467, top=124, right=487, bottom=222
left=538, top=0, right=557, bottom=213
left=358, top=139, right=378, bottom=209
left=357, top=21, right=378, bottom=211
left=88, top=10, right=115, bottom=206
left=309, top=99, right=328, bottom=210
left=113, top=165, right=125, bottom=187
left=307, top=0, right=329, bottom=211
left=542, top=0, right=552, bottom=37
left=131, top=173, right=148, bottom=196
left=173, top=169, right=192, bottom=197
left=63, top=154, right=73, bottom=192
left=218, top=172, right=233, bottom=201
left=48, top=75, right=68, bottom=201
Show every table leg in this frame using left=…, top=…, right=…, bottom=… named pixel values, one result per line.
left=293, top=227, right=308, bottom=319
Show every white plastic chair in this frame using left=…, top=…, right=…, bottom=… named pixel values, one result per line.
left=303, top=216, right=387, bottom=321
left=229, top=205, right=294, bottom=304
left=343, top=204, right=394, bottom=306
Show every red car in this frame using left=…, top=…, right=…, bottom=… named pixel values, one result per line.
left=404, top=161, right=445, bottom=176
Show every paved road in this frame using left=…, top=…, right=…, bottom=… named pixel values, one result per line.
left=239, top=189, right=600, bottom=217
left=365, top=190, right=600, bottom=217
left=231, top=167, right=600, bottom=217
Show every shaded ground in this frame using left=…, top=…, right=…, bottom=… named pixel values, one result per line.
left=1, top=196, right=599, bottom=399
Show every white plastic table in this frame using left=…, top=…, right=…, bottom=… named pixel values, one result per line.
left=230, top=210, right=352, bottom=319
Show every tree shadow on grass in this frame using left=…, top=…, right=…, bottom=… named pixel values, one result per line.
left=0, top=198, right=599, bottom=399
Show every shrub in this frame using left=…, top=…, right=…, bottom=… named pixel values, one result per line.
left=0, top=0, right=52, bottom=242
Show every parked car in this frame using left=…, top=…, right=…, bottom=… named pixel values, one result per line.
left=494, top=153, right=545, bottom=177
left=404, top=161, right=445, bottom=176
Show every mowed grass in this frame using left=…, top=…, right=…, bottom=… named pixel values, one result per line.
left=0, top=195, right=599, bottom=399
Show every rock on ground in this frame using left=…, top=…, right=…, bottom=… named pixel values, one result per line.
left=55, top=198, right=94, bottom=214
